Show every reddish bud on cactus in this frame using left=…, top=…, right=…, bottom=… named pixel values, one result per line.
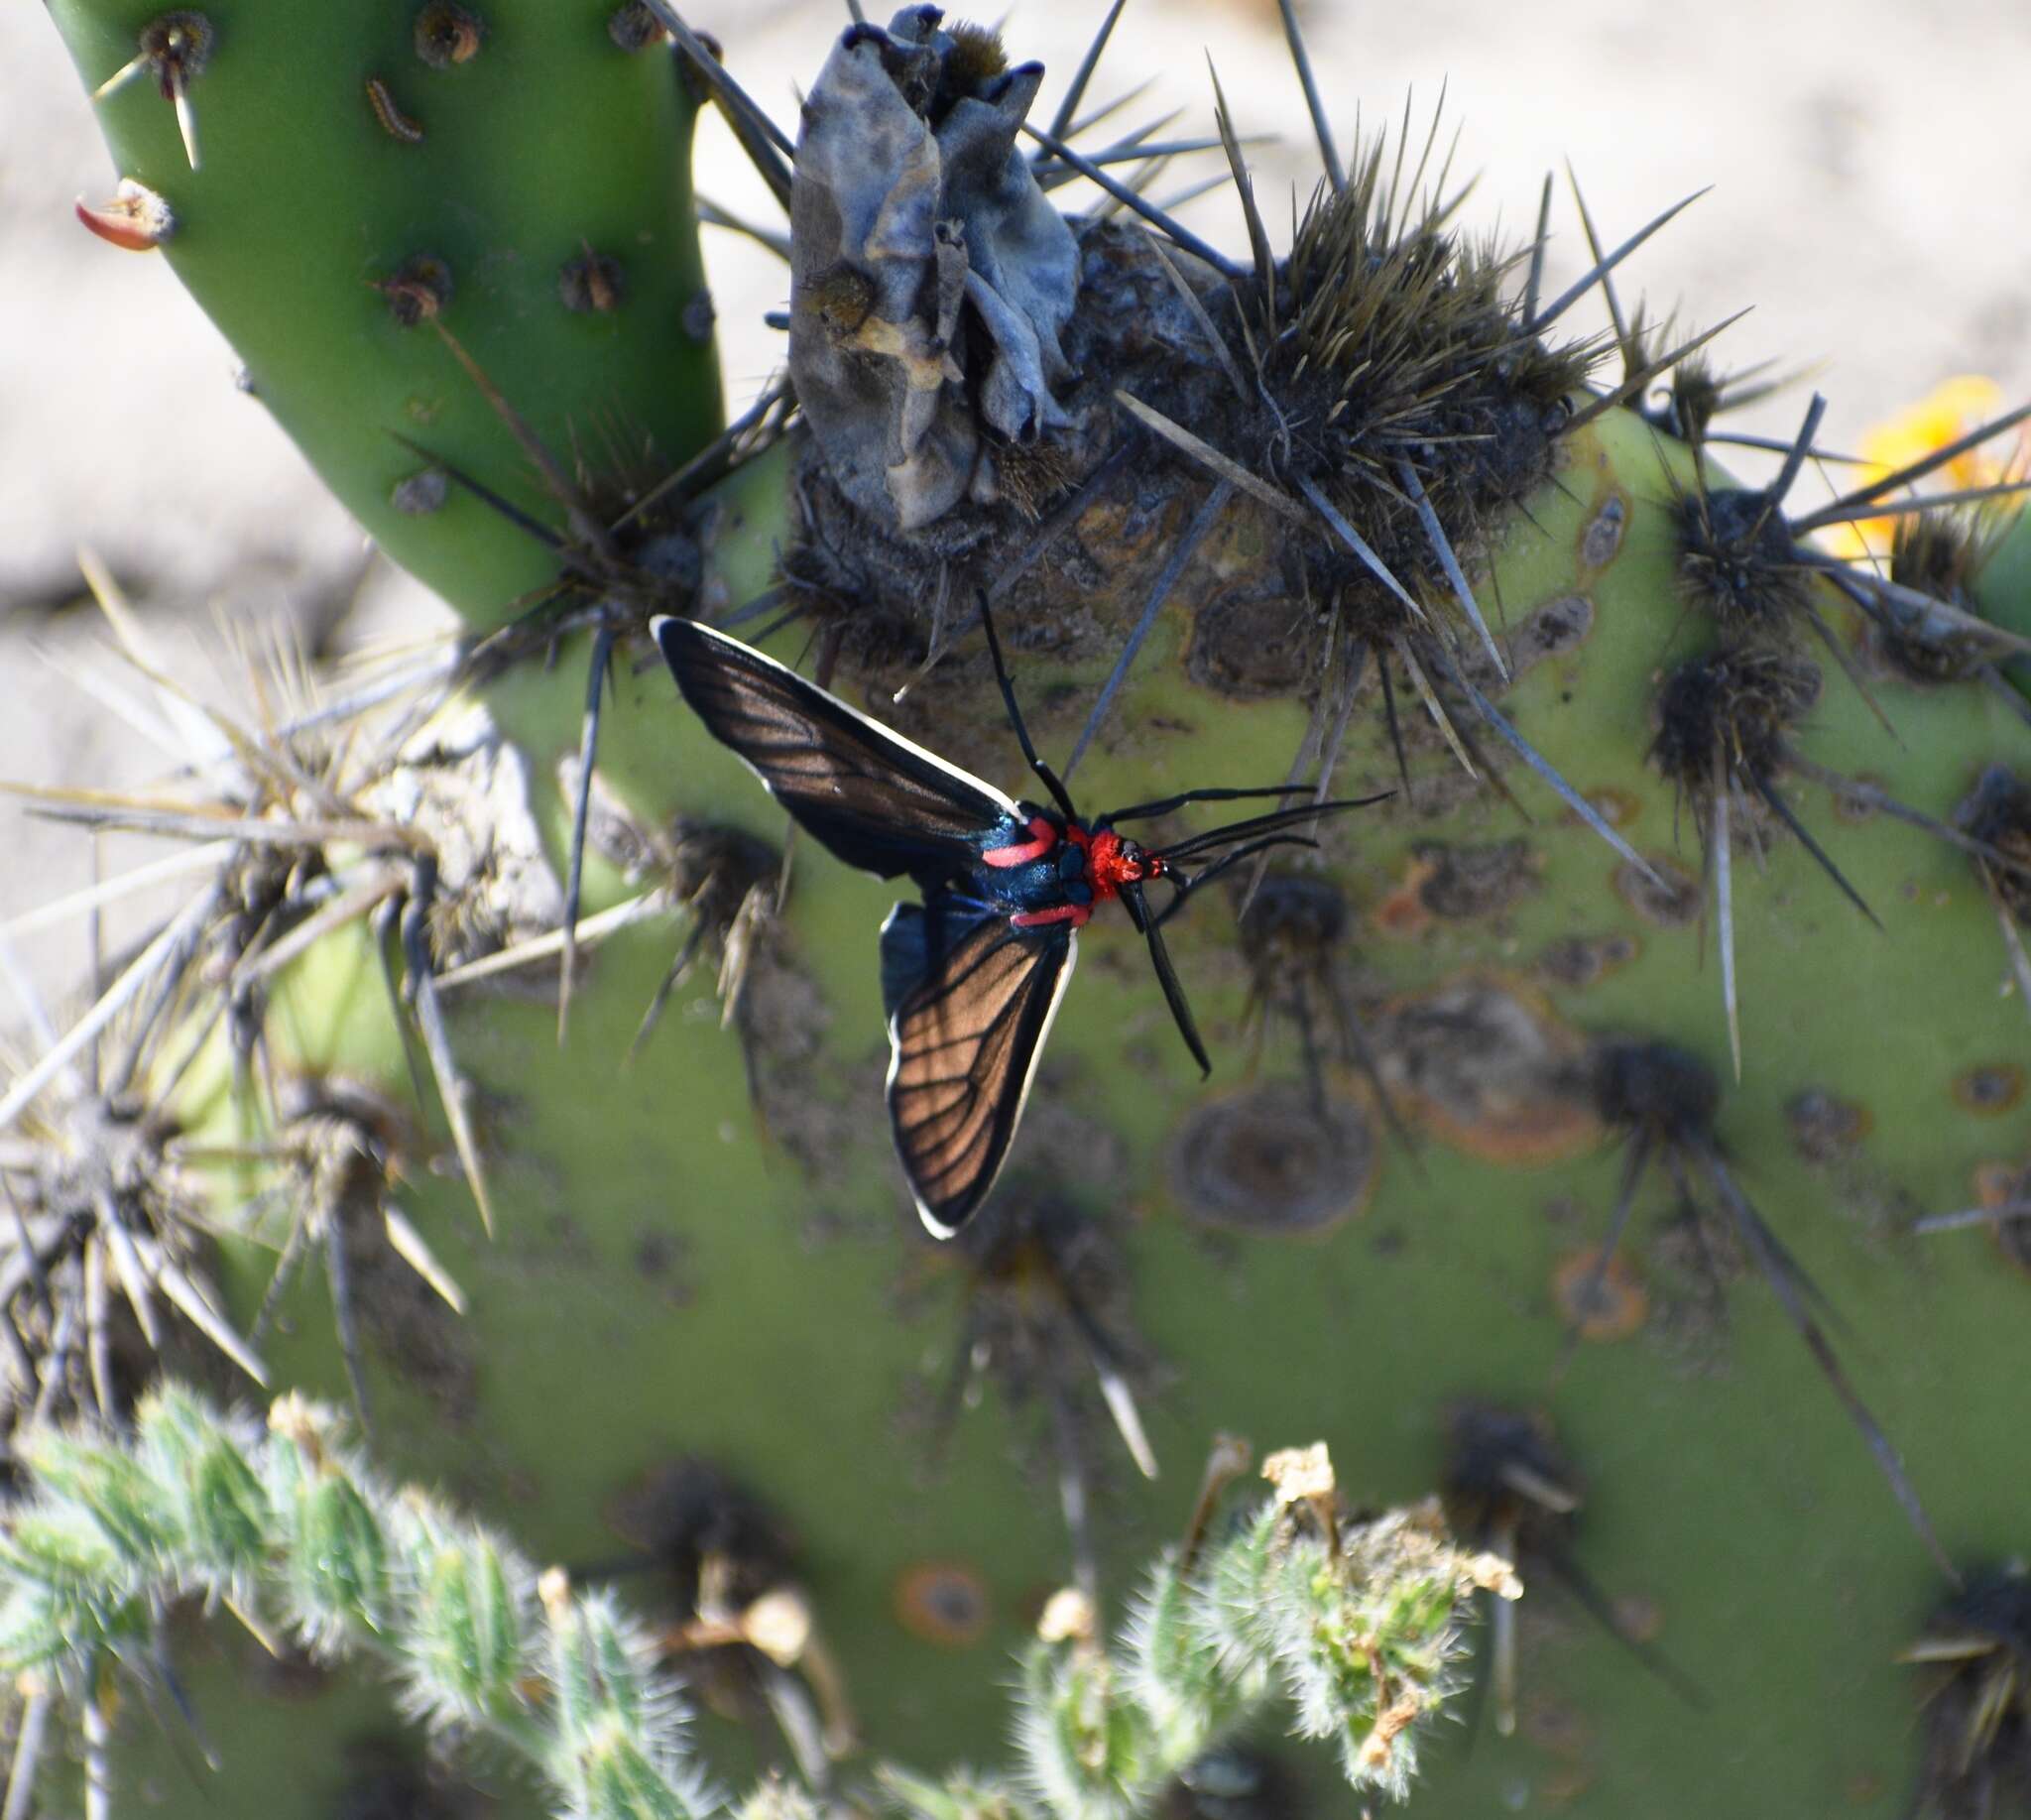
left=74, top=179, right=176, bottom=251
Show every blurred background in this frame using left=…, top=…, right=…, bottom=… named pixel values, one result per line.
left=5, top=0, right=2028, bottom=999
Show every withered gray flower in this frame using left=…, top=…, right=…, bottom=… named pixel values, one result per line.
left=788, top=7, right=1076, bottom=533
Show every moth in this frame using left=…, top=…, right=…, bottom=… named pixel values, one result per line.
left=653, top=604, right=1382, bottom=1236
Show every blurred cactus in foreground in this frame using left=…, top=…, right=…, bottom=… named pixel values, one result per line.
left=0, top=1393, right=1503, bottom=1818
left=8, top=1, right=2031, bottom=1817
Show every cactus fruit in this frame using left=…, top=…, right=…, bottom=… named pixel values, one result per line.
left=12, top=2, right=2031, bottom=1817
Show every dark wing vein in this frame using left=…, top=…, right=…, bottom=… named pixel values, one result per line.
left=884, top=907, right=1075, bottom=1236
left=655, top=617, right=1016, bottom=883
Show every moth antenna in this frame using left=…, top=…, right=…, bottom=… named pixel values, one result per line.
left=1796, top=399, right=2031, bottom=527
left=1565, top=165, right=1636, bottom=379
left=558, top=625, right=618, bottom=1044
left=1297, top=474, right=1429, bottom=624
left=1711, top=779, right=1741, bottom=1082
left=650, top=5, right=794, bottom=206
left=695, top=195, right=791, bottom=263
left=1532, top=187, right=1711, bottom=330
left=1154, top=836, right=1323, bottom=928
left=1565, top=309, right=1752, bottom=434
left=1159, top=795, right=1382, bottom=860
left=401, top=856, right=496, bottom=1236
left=1065, top=479, right=1232, bottom=780
left=1106, top=785, right=1313, bottom=823
left=1022, top=124, right=1246, bottom=278
left=1397, top=458, right=1507, bottom=679
left=1747, top=770, right=1882, bottom=930
left=1695, top=1144, right=1959, bottom=1583
left=1044, top=0, right=1129, bottom=143
left=1205, top=60, right=1274, bottom=330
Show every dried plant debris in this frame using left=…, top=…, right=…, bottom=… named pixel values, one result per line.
left=240, top=1077, right=471, bottom=1432
left=607, top=1455, right=855, bottom=1777
left=0, top=1081, right=263, bottom=1433
left=790, top=8, right=1078, bottom=531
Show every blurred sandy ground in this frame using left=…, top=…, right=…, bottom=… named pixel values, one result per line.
left=3, top=0, right=2027, bottom=1000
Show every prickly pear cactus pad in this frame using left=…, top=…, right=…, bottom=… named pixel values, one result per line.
left=12, top=3, right=2031, bottom=1819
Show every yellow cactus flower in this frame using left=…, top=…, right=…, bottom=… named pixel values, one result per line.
left=1822, top=374, right=2018, bottom=558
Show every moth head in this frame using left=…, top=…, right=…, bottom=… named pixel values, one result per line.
left=1116, top=837, right=1163, bottom=882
